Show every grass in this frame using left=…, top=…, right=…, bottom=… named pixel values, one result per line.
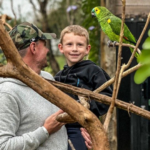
left=44, top=55, right=66, bottom=75
left=55, top=55, right=66, bottom=70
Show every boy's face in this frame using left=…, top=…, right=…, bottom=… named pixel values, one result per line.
left=58, top=33, right=91, bottom=66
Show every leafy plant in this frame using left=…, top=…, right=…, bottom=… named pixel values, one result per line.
left=134, top=30, right=150, bottom=84
left=81, top=0, right=101, bottom=65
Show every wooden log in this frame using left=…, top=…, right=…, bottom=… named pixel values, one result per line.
left=0, top=20, right=109, bottom=150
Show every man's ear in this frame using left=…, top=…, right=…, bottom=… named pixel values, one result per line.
left=58, top=43, right=64, bottom=54
left=29, top=42, right=36, bottom=54
left=85, top=44, right=91, bottom=55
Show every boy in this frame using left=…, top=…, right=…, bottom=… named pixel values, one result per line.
left=55, top=25, right=112, bottom=150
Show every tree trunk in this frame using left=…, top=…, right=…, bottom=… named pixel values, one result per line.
left=47, top=40, right=60, bottom=75
left=0, top=20, right=110, bottom=150
left=30, top=0, right=60, bottom=75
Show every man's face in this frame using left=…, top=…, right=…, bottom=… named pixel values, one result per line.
left=58, top=33, right=91, bottom=66
left=35, top=40, right=49, bottom=70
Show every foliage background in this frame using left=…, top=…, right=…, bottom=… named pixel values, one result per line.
left=0, top=0, right=101, bottom=74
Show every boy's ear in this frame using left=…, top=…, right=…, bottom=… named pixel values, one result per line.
left=58, top=43, right=64, bottom=54
left=85, top=45, right=91, bottom=55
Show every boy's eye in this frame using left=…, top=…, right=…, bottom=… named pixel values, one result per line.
left=78, top=43, right=83, bottom=46
left=67, top=43, right=72, bottom=46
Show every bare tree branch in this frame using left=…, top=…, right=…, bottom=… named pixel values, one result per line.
left=104, top=0, right=126, bottom=132
left=18, top=5, right=22, bottom=20
left=55, top=12, right=150, bottom=125
left=29, top=0, right=38, bottom=11
left=29, top=0, right=40, bottom=22
left=68, top=139, right=76, bottom=150
left=0, top=0, right=3, bottom=7
left=10, top=0, right=17, bottom=26
left=94, top=12, right=150, bottom=94
left=48, top=79, right=150, bottom=120
left=122, top=12, right=150, bottom=72
left=94, top=63, right=141, bottom=93
left=109, top=42, right=141, bottom=54
left=0, top=19, right=109, bottom=150
left=0, top=14, right=12, bottom=30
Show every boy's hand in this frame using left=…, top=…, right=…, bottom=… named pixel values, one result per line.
left=44, top=110, right=65, bottom=135
left=80, top=127, right=92, bottom=149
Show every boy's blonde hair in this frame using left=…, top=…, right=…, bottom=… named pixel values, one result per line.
left=60, top=25, right=89, bottom=45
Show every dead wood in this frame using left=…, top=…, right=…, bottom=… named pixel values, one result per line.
left=57, top=95, right=90, bottom=123
left=56, top=64, right=141, bottom=123
left=0, top=20, right=109, bottom=150
left=103, top=0, right=126, bottom=131
left=48, top=79, right=150, bottom=120
left=10, top=0, right=17, bottom=26
left=0, top=14, right=12, bottom=30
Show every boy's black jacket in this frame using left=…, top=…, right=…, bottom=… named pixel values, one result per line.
left=55, top=60, right=112, bottom=127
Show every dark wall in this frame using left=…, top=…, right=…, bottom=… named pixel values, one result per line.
left=117, top=20, right=150, bottom=150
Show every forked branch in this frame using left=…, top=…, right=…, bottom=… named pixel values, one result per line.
left=0, top=20, right=109, bottom=150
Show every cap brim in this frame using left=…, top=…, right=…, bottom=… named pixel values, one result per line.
left=43, top=33, right=57, bottom=39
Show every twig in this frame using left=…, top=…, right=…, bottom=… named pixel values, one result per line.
left=48, top=79, right=150, bottom=120
left=116, top=64, right=126, bottom=95
left=68, top=139, right=76, bottom=150
left=57, top=63, right=142, bottom=123
left=57, top=39, right=143, bottom=124
left=4, top=22, right=12, bottom=30
left=95, top=9, right=150, bottom=97
left=10, top=0, right=17, bottom=26
left=18, top=5, right=22, bottom=20
left=0, top=14, right=12, bottom=30
left=127, top=101, right=135, bottom=117
left=0, top=0, right=3, bottom=7
left=0, top=19, right=110, bottom=150
left=125, top=12, right=150, bottom=70
left=29, top=0, right=40, bottom=22
left=94, top=63, right=141, bottom=93
left=103, top=0, right=126, bottom=132
left=94, top=15, right=150, bottom=94
left=113, top=11, right=150, bottom=99
left=109, top=42, right=141, bottom=54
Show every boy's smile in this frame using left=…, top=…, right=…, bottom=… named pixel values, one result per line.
left=58, top=33, right=91, bottom=66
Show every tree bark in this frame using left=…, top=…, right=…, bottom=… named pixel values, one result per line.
left=38, top=0, right=60, bottom=75
left=47, top=80, right=150, bottom=120
left=0, top=0, right=3, bottom=7
left=29, top=0, right=60, bottom=75
left=101, top=0, right=117, bottom=149
left=0, top=20, right=110, bottom=150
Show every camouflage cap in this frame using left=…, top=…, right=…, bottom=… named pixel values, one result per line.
left=9, top=22, right=56, bottom=51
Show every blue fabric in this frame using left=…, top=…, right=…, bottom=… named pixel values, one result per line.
left=67, top=128, right=87, bottom=150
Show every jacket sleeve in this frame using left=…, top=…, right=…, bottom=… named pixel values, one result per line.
left=89, top=70, right=113, bottom=117
left=0, top=93, right=49, bottom=150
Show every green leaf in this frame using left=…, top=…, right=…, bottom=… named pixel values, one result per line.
left=142, top=37, right=150, bottom=49
left=137, top=49, right=150, bottom=64
left=134, top=30, right=150, bottom=84
left=134, top=64, right=150, bottom=84
left=148, top=29, right=150, bottom=37
left=81, top=0, right=101, bottom=65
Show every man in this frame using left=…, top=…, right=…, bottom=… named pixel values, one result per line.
left=0, top=22, right=67, bottom=150
left=0, top=22, right=92, bottom=150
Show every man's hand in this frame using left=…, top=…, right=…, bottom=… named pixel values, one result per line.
left=80, top=127, right=92, bottom=149
left=44, top=110, right=65, bottom=135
